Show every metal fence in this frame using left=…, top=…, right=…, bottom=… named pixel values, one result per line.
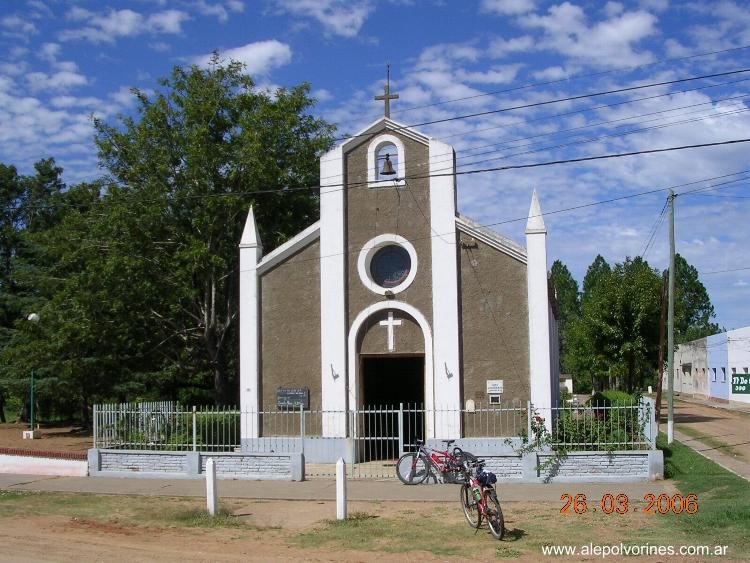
left=94, top=400, right=653, bottom=455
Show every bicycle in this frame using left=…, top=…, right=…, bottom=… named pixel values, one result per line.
left=460, top=460, right=504, bottom=540
left=395, top=439, right=477, bottom=485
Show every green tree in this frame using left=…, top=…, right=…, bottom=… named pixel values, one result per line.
left=567, top=256, right=661, bottom=393
left=550, top=260, right=579, bottom=374
left=672, top=253, right=720, bottom=343
left=89, top=59, right=335, bottom=404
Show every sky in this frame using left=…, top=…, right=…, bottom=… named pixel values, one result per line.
left=0, top=0, right=749, bottom=331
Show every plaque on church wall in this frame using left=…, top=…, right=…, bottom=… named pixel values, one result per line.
left=276, top=387, right=310, bottom=409
left=486, top=380, right=504, bottom=394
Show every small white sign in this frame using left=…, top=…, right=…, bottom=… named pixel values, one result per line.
left=486, top=379, right=504, bottom=394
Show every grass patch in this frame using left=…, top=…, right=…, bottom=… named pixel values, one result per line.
left=674, top=424, right=744, bottom=458
left=658, top=433, right=750, bottom=557
left=0, top=491, right=267, bottom=530
left=292, top=511, right=478, bottom=557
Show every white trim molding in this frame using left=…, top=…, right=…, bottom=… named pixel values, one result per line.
left=239, top=208, right=262, bottom=439
left=348, top=301, right=437, bottom=438
left=320, top=145, right=347, bottom=437
left=429, top=138, right=462, bottom=439
left=456, top=214, right=527, bottom=264
left=367, top=133, right=406, bottom=188
left=357, top=233, right=418, bottom=296
left=257, top=222, right=320, bottom=275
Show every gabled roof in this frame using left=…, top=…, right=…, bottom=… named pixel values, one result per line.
left=340, top=117, right=430, bottom=152
left=456, top=214, right=527, bottom=264
left=257, top=221, right=320, bottom=275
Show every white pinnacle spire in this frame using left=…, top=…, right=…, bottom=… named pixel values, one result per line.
left=525, top=189, right=547, bottom=234
left=240, top=207, right=262, bottom=249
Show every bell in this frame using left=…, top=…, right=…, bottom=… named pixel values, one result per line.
left=380, top=153, right=396, bottom=176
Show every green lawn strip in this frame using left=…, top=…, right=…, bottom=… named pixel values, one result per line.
left=0, top=491, right=272, bottom=531
left=291, top=510, right=480, bottom=556
left=674, top=424, right=744, bottom=458
left=657, top=434, right=750, bottom=558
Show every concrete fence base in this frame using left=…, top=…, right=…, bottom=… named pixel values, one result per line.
left=88, top=449, right=305, bottom=481
left=478, top=450, right=663, bottom=483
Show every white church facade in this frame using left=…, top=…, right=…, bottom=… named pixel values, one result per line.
left=238, top=104, right=559, bottom=457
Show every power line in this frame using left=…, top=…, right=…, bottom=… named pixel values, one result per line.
left=235, top=170, right=750, bottom=272
left=701, top=266, right=750, bottom=275
left=640, top=199, right=669, bottom=259
left=8, top=137, right=750, bottom=217
left=385, top=44, right=750, bottom=118
left=334, top=68, right=750, bottom=143
left=319, top=78, right=750, bottom=180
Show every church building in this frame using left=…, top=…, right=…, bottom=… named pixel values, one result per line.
left=238, top=84, right=559, bottom=451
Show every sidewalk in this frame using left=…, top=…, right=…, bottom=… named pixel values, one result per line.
left=0, top=472, right=676, bottom=503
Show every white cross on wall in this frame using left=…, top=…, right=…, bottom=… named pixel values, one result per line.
left=379, top=311, right=402, bottom=352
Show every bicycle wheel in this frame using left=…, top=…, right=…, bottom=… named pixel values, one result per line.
left=396, top=453, right=428, bottom=485
left=485, top=489, right=505, bottom=540
left=460, top=484, right=481, bottom=528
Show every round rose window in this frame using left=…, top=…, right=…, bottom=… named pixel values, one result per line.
left=370, top=245, right=411, bottom=288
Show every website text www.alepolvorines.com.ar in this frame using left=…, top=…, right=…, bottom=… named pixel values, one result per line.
left=541, top=542, right=730, bottom=558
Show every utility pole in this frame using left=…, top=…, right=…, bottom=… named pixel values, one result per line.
left=667, top=190, right=676, bottom=444
left=655, top=270, right=667, bottom=424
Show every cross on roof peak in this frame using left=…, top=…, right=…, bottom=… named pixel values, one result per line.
left=374, top=63, right=399, bottom=118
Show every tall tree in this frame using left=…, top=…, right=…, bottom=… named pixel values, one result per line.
left=567, top=256, right=661, bottom=393
left=550, top=260, right=579, bottom=374
left=90, top=60, right=335, bottom=404
left=672, top=253, right=720, bottom=343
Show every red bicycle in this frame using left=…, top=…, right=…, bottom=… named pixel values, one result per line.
left=395, top=439, right=476, bottom=485
left=460, top=460, right=504, bottom=539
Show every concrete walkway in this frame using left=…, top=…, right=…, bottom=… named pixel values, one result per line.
left=0, top=472, right=676, bottom=503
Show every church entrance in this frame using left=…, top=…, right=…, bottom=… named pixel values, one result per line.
left=358, top=355, right=424, bottom=460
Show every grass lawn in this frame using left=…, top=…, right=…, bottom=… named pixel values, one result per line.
left=674, top=424, right=745, bottom=459
left=657, top=433, right=750, bottom=556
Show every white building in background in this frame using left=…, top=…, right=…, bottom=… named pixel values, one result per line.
left=669, top=326, right=750, bottom=405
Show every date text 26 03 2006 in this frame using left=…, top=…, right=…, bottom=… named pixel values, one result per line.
left=560, top=493, right=698, bottom=515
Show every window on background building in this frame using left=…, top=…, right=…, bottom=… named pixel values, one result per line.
left=721, top=367, right=727, bottom=382
left=712, top=368, right=717, bottom=382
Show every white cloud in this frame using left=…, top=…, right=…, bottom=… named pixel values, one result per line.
left=26, top=70, right=88, bottom=92
left=272, top=0, right=373, bottom=38
left=192, top=1, right=245, bottom=23
left=149, top=41, right=171, bottom=52
left=60, top=7, right=189, bottom=43
left=488, top=35, right=534, bottom=58
left=147, top=10, right=189, bottom=33
left=481, top=0, right=536, bottom=15
left=520, top=3, right=657, bottom=68
left=1, top=14, right=38, bottom=38
left=457, top=64, right=524, bottom=85
left=39, top=42, right=61, bottom=62
left=193, top=40, right=293, bottom=76
left=312, top=88, right=333, bottom=102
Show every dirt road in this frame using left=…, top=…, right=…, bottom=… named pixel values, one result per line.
left=672, top=399, right=750, bottom=480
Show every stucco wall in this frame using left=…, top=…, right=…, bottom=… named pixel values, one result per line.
left=458, top=233, right=530, bottom=414
left=344, top=132, right=434, bottom=340
left=259, top=239, right=321, bottom=410
left=674, top=338, right=709, bottom=398
left=359, top=312, right=423, bottom=355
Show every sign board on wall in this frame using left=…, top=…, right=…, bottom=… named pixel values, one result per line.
left=486, top=380, right=504, bottom=394
left=276, top=387, right=310, bottom=409
left=733, top=374, right=750, bottom=394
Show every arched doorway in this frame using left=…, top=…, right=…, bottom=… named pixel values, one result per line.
left=348, top=302, right=434, bottom=460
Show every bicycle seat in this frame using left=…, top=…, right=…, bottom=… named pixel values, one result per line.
left=441, top=439, right=455, bottom=446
